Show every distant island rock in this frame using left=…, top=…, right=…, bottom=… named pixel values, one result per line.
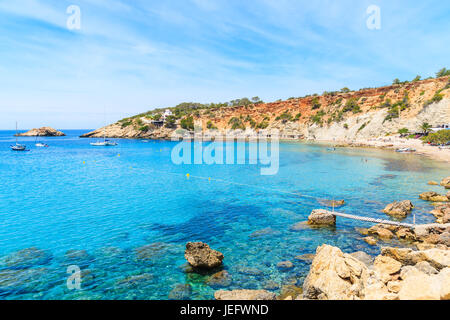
left=16, top=127, right=66, bottom=137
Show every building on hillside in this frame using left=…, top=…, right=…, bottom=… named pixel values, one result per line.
left=162, top=109, right=173, bottom=121
left=431, top=123, right=450, bottom=132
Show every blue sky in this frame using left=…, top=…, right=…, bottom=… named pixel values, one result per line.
left=0, top=0, right=449, bottom=129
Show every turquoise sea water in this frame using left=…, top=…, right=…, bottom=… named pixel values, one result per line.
left=0, top=130, right=448, bottom=300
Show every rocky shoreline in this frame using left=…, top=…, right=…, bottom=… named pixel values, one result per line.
left=182, top=177, right=450, bottom=300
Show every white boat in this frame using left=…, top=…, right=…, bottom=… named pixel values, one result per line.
left=10, top=122, right=27, bottom=151
left=35, top=136, right=49, bottom=147
left=90, top=111, right=118, bottom=147
left=396, top=148, right=416, bottom=153
left=35, top=142, right=49, bottom=148
left=90, top=139, right=118, bottom=146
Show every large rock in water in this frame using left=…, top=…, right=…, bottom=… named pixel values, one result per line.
left=214, top=289, right=276, bottom=300
left=302, top=244, right=370, bottom=300
left=419, top=192, right=448, bottom=202
left=307, top=209, right=336, bottom=226
left=382, top=200, right=413, bottom=219
left=184, top=242, right=224, bottom=269
left=441, top=177, right=450, bottom=189
left=16, top=127, right=65, bottom=137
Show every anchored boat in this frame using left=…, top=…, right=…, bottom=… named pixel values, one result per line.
left=90, top=139, right=118, bottom=146
left=10, top=122, right=27, bottom=151
left=395, top=148, right=416, bottom=153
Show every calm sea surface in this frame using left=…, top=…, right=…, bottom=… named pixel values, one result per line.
left=0, top=130, right=448, bottom=299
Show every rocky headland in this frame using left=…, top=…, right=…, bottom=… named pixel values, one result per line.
left=81, top=76, right=450, bottom=162
left=16, top=127, right=65, bottom=137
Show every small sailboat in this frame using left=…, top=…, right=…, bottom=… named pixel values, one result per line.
left=10, top=122, right=27, bottom=151
left=90, top=110, right=118, bottom=146
left=90, top=127, right=118, bottom=146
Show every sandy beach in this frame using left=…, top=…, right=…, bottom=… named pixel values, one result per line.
left=330, top=136, right=450, bottom=163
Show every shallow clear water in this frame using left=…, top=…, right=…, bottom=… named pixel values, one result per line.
left=0, top=130, right=448, bottom=300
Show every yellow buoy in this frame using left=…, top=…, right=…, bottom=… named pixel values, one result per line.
left=208, top=177, right=211, bottom=181
left=186, top=173, right=190, bottom=179
left=118, top=154, right=120, bottom=157
left=83, top=161, right=86, bottom=164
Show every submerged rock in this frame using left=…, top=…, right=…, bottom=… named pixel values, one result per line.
left=249, top=227, right=280, bottom=238
left=263, top=280, right=280, bottom=290
left=278, top=284, right=303, bottom=300
left=134, top=242, right=170, bottom=261
left=206, top=270, right=232, bottom=288
left=307, top=209, right=336, bottom=226
left=64, top=250, right=93, bottom=268
left=295, top=253, right=316, bottom=261
left=114, top=273, right=154, bottom=290
left=382, top=200, right=414, bottom=219
left=237, top=267, right=263, bottom=276
left=168, top=283, right=192, bottom=300
left=1, top=247, right=52, bottom=269
left=214, top=289, right=276, bottom=300
left=428, top=181, right=438, bottom=185
left=318, top=199, right=346, bottom=208
left=0, top=268, right=56, bottom=294
left=277, top=261, right=294, bottom=271
left=290, top=221, right=310, bottom=231
left=184, top=242, right=224, bottom=269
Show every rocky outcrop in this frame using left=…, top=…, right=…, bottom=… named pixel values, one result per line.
left=82, top=77, right=450, bottom=145
left=214, top=289, right=276, bottom=300
left=302, top=244, right=450, bottom=300
left=368, top=224, right=395, bottom=240
left=184, top=242, right=224, bottom=269
left=430, top=204, right=450, bottom=224
left=16, top=127, right=65, bottom=137
left=420, top=191, right=449, bottom=202
left=441, top=177, right=450, bottom=189
left=307, top=209, right=336, bottom=226
left=302, top=244, right=371, bottom=300
left=414, top=223, right=450, bottom=246
left=382, top=200, right=414, bottom=219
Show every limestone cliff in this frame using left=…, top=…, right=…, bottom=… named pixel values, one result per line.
left=81, top=76, right=450, bottom=141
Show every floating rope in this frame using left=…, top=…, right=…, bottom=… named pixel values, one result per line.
left=331, top=210, right=415, bottom=228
